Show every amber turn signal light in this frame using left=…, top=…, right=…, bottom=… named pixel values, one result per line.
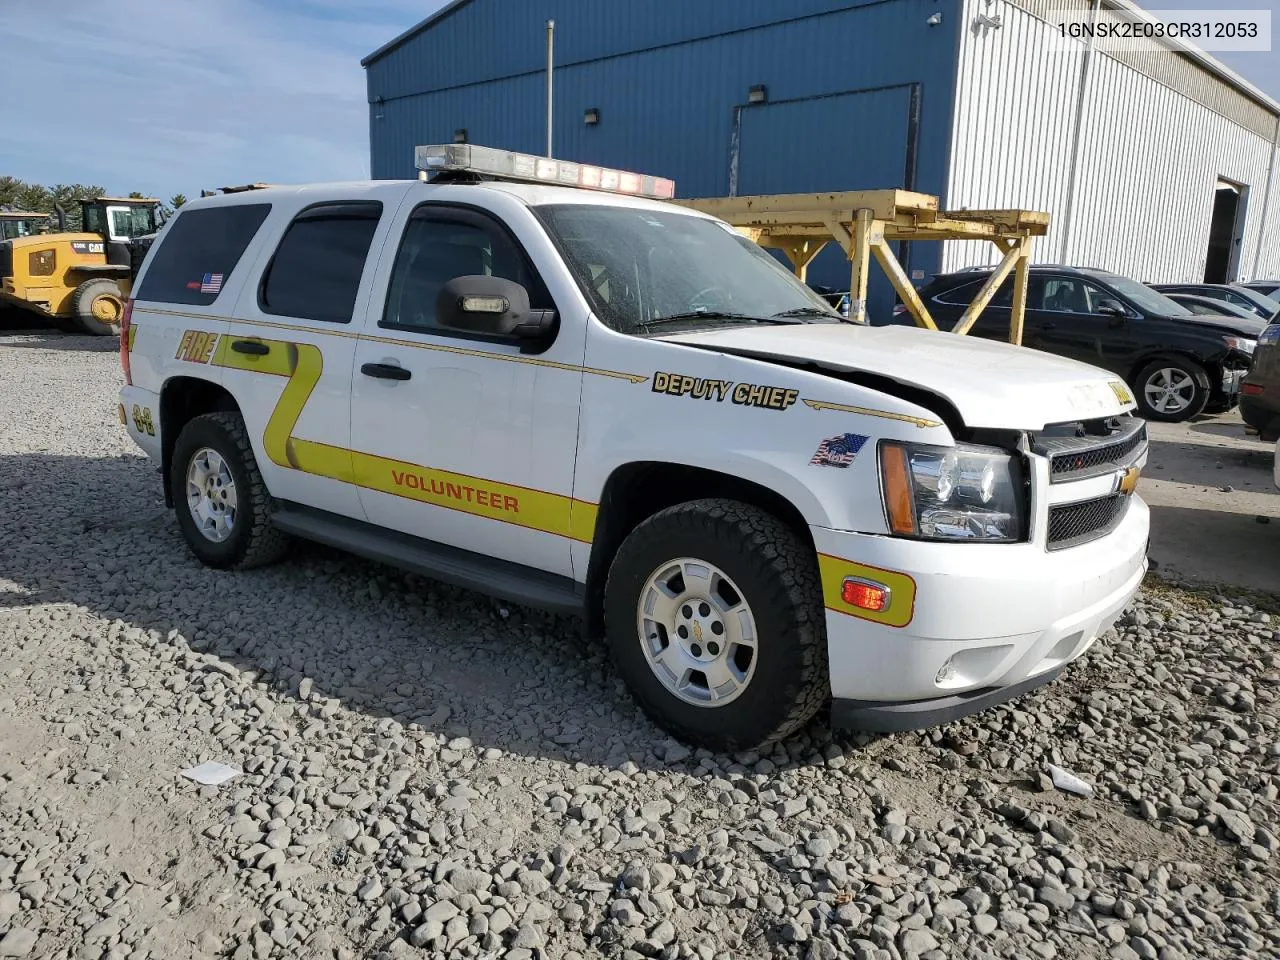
left=879, top=442, right=917, bottom=535
left=841, top=578, right=890, bottom=612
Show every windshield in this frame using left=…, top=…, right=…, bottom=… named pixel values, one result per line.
left=1103, top=275, right=1191, bottom=316
left=534, top=203, right=842, bottom=334
left=1237, top=287, right=1280, bottom=317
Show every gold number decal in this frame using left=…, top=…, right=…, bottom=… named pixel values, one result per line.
left=131, top=404, right=155, bottom=437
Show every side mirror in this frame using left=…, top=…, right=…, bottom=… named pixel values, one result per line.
left=1096, top=299, right=1127, bottom=318
left=436, top=275, right=557, bottom=348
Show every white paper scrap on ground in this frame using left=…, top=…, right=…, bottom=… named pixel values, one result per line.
left=180, top=761, right=242, bottom=786
left=1047, top=763, right=1094, bottom=797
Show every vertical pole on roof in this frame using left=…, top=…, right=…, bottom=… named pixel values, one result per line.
left=1253, top=115, right=1279, bottom=279
left=1058, top=0, right=1099, bottom=264
left=546, top=20, right=555, bottom=158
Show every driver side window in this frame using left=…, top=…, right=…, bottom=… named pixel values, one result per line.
left=381, top=210, right=548, bottom=333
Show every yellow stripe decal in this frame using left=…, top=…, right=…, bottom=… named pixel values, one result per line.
left=212, top=334, right=596, bottom=542
left=817, top=553, right=916, bottom=628
left=211, top=335, right=298, bottom=378
left=143, top=307, right=647, bottom=384
left=127, top=325, right=138, bottom=351
left=803, top=398, right=941, bottom=429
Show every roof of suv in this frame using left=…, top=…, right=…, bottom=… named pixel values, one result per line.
left=179, top=178, right=713, bottom=219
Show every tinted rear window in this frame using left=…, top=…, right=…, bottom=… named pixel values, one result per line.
left=134, top=204, right=271, bottom=305
left=259, top=202, right=382, bottom=324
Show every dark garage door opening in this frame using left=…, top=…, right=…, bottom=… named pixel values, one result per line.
left=1204, top=179, right=1246, bottom=283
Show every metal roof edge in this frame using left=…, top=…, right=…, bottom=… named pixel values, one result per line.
left=1105, top=0, right=1280, bottom=120
left=361, top=0, right=475, bottom=67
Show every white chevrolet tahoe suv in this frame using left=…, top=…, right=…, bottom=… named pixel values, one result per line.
left=118, top=144, right=1150, bottom=751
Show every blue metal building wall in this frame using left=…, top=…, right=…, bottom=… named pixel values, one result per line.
left=365, top=0, right=964, bottom=313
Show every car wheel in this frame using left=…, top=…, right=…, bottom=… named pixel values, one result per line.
left=70, top=278, right=125, bottom=336
left=1134, top=359, right=1209, bottom=422
left=603, top=499, right=828, bottom=751
left=170, top=411, right=291, bottom=569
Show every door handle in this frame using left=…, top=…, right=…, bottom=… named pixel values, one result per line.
left=230, top=339, right=270, bottom=356
left=1041, top=321, right=1056, bottom=330
left=361, top=362, right=411, bottom=381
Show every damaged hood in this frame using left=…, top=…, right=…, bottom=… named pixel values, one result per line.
left=657, top=323, right=1136, bottom=430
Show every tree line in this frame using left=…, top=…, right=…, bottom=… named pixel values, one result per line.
left=0, top=176, right=187, bottom=232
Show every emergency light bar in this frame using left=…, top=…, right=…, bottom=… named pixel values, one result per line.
left=415, top=143, right=676, bottom=201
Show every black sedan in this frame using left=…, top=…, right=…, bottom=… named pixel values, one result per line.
left=1149, top=283, right=1280, bottom=322
left=887, top=265, right=1261, bottom=421
left=1162, top=292, right=1262, bottom=322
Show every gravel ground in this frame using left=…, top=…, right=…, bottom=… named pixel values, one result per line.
left=1, top=330, right=1278, bottom=960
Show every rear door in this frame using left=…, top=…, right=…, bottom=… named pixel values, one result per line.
left=215, top=191, right=400, bottom=520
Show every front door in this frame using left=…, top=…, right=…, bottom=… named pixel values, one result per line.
left=1024, top=275, right=1114, bottom=369
left=349, top=201, right=584, bottom=579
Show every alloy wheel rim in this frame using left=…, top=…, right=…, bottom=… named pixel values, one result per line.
left=636, top=557, right=758, bottom=707
left=185, top=447, right=238, bottom=543
left=1143, top=368, right=1195, bottom=414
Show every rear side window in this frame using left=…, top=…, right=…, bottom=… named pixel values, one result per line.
left=259, top=201, right=382, bottom=324
left=134, top=204, right=271, bottom=305
left=935, top=277, right=1013, bottom=308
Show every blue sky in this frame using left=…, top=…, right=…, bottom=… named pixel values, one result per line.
left=1, top=0, right=1276, bottom=202
left=0, top=0, right=447, bottom=200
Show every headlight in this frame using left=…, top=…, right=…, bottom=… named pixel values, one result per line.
left=880, top=440, right=1026, bottom=542
left=1224, top=336, right=1256, bottom=355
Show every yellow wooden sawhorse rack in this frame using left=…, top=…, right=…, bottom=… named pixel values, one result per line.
left=676, top=190, right=1050, bottom=345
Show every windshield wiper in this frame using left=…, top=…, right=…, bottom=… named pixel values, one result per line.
left=771, top=306, right=844, bottom=320
left=638, top=310, right=804, bottom=328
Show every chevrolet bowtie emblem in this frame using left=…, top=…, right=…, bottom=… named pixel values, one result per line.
left=1116, top=466, right=1140, bottom=496
left=692, top=622, right=703, bottom=642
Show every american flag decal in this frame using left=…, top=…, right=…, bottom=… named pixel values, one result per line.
left=810, top=432, right=868, bottom=468
left=200, top=272, right=224, bottom=295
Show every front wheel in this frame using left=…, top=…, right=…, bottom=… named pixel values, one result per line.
left=603, top=499, right=829, bottom=751
left=1134, top=359, right=1209, bottom=422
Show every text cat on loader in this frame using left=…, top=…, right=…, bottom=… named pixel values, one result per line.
left=0, top=197, right=161, bottom=335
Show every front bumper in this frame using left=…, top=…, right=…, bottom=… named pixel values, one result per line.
left=814, top=495, right=1149, bottom=731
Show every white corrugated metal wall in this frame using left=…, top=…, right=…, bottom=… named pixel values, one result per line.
left=943, top=0, right=1280, bottom=283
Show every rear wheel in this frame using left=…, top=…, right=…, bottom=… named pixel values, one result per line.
left=603, top=499, right=828, bottom=751
left=70, top=278, right=124, bottom=336
left=170, top=412, right=291, bottom=570
left=1134, top=359, right=1209, bottom=422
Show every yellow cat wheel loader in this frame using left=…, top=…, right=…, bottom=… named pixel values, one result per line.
left=0, top=197, right=160, bottom=335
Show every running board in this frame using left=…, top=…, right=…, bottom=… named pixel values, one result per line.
left=271, top=502, right=586, bottom=617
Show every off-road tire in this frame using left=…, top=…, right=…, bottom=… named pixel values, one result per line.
left=603, top=499, right=829, bottom=751
left=70, top=278, right=123, bottom=336
left=170, top=412, right=291, bottom=570
left=1133, top=358, right=1210, bottom=422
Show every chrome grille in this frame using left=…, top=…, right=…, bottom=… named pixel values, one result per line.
left=1047, top=494, right=1131, bottom=550
left=1033, top=416, right=1147, bottom=483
